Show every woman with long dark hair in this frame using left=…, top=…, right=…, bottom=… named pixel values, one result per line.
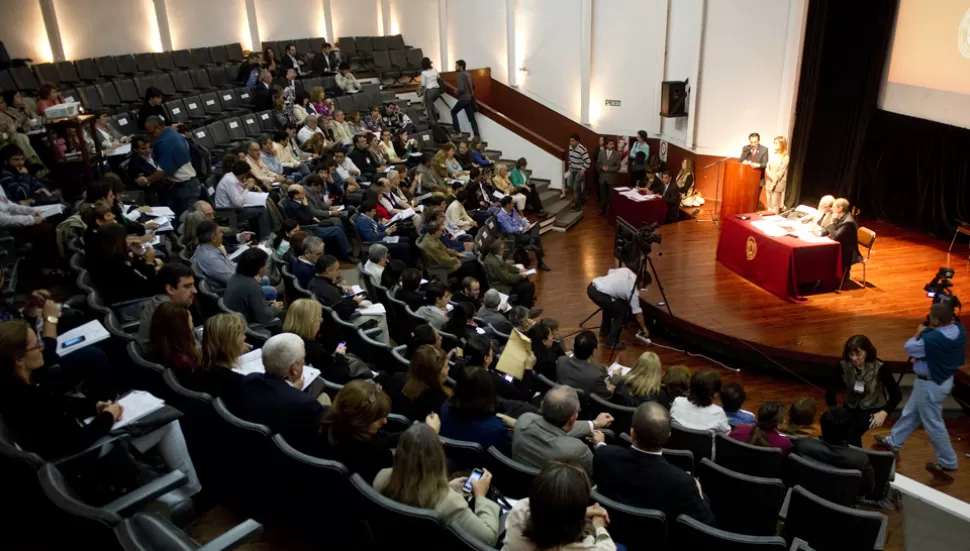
left=148, top=302, right=199, bottom=372
left=87, top=223, right=159, bottom=303
left=729, top=401, right=792, bottom=454
left=439, top=366, right=513, bottom=453
left=826, top=334, right=901, bottom=446
left=136, top=87, right=167, bottom=131
left=383, top=344, right=452, bottom=421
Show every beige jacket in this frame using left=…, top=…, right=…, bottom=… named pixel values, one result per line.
left=246, top=155, right=280, bottom=186
left=502, top=499, right=617, bottom=551
left=446, top=200, right=475, bottom=230
left=373, top=468, right=501, bottom=546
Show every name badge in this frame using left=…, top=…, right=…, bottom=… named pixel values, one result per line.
left=853, top=380, right=865, bottom=394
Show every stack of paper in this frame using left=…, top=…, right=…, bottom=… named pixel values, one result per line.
left=497, top=292, right=511, bottom=312
left=57, top=320, right=111, bottom=357
left=607, top=362, right=632, bottom=378
left=359, top=303, right=386, bottom=316
left=383, top=236, right=400, bottom=244
left=146, top=206, right=175, bottom=217
left=620, top=190, right=655, bottom=202
left=150, top=216, right=174, bottom=233
left=107, top=143, right=132, bottom=157
left=389, top=208, right=416, bottom=223
left=232, top=349, right=320, bottom=390
left=32, top=204, right=64, bottom=218
left=112, top=391, right=166, bottom=429
left=414, top=193, right=433, bottom=202
left=750, top=220, right=789, bottom=237
left=351, top=285, right=365, bottom=295
left=521, top=268, right=538, bottom=277
left=244, top=191, right=269, bottom=208
left=613, top=187, right=631, bottom=192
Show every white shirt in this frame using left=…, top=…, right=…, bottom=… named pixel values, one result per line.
left=669, top=396, right=731, bottom=434
left=421, top=68, right=440, bottom=89
left=297, top=125, right=323, bottom=145
left=336, top=157, right=360, bottom=181
left=214, top=172, right=246, bottom=209
left=363, top=260, right=384, bottom=287
left=172, top=162, right=196, bottom=183
left=591, top=267, right=642, bottom=315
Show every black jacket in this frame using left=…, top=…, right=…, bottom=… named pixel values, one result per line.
left=349, top=148, right=377, bottom=176
left=281, top=198, right=318, bottom=226
left=649, top=180, right=682, bottom=224
left=177, top=367, right=244, bottom=399
left=313, top=424, right=399, bottom=482
left=311, top=51, right=340, bottom=74
left=303, top=338, right=365, bottom=385
left=308, top=275, right=357, bottom=319
left=252, top=82, right=274, bottom=112
left=610, top=383, right=670, bottom=409
left=396, top=288, right=426, bottom=312
left=89, top=257, right=157, bottom=304
left=228, top=373, right=324, bottom=451
left=791, top=438, right=874, bottom=495
left=821, top=212, right=864, bottom=272
left=594, top=445, right=716, bottom=526
left=383, top=372, right=448, bottom=422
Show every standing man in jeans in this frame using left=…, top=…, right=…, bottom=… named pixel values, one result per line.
left=567, top=134, right=591, bottom=212
left=875, top=303, right=966, bottom=475
left=450, top=60, right=479, bottom=138
left=145, top=116, right=201, bottom=218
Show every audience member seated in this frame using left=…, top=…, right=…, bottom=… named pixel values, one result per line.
left=528, top=319, right=565, bottom=381
left=415, top=153, right=447, bottom=193
left=362, top=243, right=389, bottom=288
left=213, top=160, right=272, bottom=239
left=137, top=87, right=169, bottom=131
left=79, top=200, right=117, bottom=252
left=284, top=299, right=374, bottom=384
left=336, top=62, right=361, bottom=94
left=729, top=400, right=792, bottom=454
left=224, top=248, right=283, bottom=326
left=380, top=259, right=405, bottom=290
left=230, top=333, right=325, bottom=451
left=415, top=281, right=451, bottom=329
left=826, top=334, right=901, bottom=447
left=0, top=145, right=55, bottom=204
left=556, top=330, right=611, bottom=398
left=512, top=386, right=613, bottom=476
left=421, top=221, right=482, bottom=282
left=314, top=380, right=399, bottom=481
left=446, top=191, right=478, bottom=235
left=503, top=462, right=618, bottom=551
left=670, top=369, right=730, bottom=434
left=477, top=289, right=513, bottom=335
left=611, top=351, right=669, bottom=408
left=312, top=42, right=339, bottom=74
left=374, top=423, right=501, bottom=546
left=453, top=276, right=482, bottom=311
left=482, top=241, right=537, bottom=308
left=496, top=196, right=549, bottom=272
left=238, top=52, right=261, bottom=85
left=93, top=109, right=129, bottom=152
left=191, top=221, right=238, bottom=294
left=594, top=402, right=716, bottom=526
left=442, top=302, right=479, bottom=341
left=292, top=92, right=314, bottom=124
left=88, top=223, right=159, bottom=303
left=508, top=306, right=535, bottom=336
left=331, top=110, right=355, bottom=146
left=87, top=179, right=152, bottom=236
left=721, top=381, right=756, bottom=426
left=34, top=83, right=62, bottom=115
left=245, top=139, right=287, bottom=189
left=0, top=320, right=201, bottom=495
left=782, top=397, right=820, bottom=438
left=406, top=324, right=441, bottom=359
left=455, top=333, right=537, bottom=411
left=148, top=302, right=199, bottom=373
left=355, top=199, right=411, bottom=260
left=380, top=130, right=404, bottom=165
left=138, top=263, right=197, bottom=344
left=282, top=184, right=356, bottom=262
left=0, top=93, right=44, bottom=167
left=292, top=235, right=324, bottom=288
left=662, top=365, right=690, bottom=404
left=180, top=313, right=248, bottom=397
left=469, top=138, right=492, bottom=168
left=791, top=407, right=875, bottom=495
left=384, top=345, right=452, bottom=421
left=274, top=218, right=301, bottom=257
left=509, top=158, right=546, bottom=216
left=396, top=268, right=426, bottom=311
left=126, top=134, right=169, bottom=200
left=309, top=255, right=390, bottom=343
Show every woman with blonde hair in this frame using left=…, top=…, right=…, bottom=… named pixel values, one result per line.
left=611, top=351, right=667, bottom=408
left=309, top=86, right=332, bottom=118
left=284, top=299, right=374, bottom=383
left=190, top=313, right=248, bottom=397
left=384, top=344, right=452, bottom=421
left=493, top=163, right=525, bottom=211
left=676, top=158, right=695, bottom=197
left=765, top=136, right=789, bottom=214
left=375, top=423, right=501, bottom=546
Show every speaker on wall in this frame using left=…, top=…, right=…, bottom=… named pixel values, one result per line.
left=660, top=80, right=688, bottom=118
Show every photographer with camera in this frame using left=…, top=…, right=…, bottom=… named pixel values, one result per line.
left=586, top=267, right=651, bottom=350
left=874, top=302, right=966, bottom=475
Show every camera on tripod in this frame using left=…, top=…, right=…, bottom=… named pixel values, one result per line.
left=924, top=267, right=961, bottom=310
left=614, top=220, right=662, bottom=264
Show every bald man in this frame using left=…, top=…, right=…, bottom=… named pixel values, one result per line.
left=818, top=197, right=863, bottom=281
left=594, top=402, right=716, bottom=526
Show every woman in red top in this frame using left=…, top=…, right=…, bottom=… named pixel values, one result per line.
left=729, top=401, right=793, bottom=455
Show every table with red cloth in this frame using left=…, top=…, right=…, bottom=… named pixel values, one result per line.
left=716, top=214, right=843, bottom=302
left=610, top=188, right=667, bottom=228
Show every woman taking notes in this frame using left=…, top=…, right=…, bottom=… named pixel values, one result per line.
left=765, top=136, right=789, bottom=214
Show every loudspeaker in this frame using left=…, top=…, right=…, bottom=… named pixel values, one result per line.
left=660, top=81, right=688, bottom=118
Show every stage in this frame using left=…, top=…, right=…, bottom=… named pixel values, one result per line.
left=637, top=215, right=970, bottom=372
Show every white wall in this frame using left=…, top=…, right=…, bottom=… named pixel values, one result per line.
left=254, top=0, right=326, bottom=42
left=446, top=0, right=508, bottom=84
left=589, top=0, right=667, bottom=138
left=0, top=0, right=52, bottom=62
left=390, top=0, right=441, bottom=69
left=660, top=0, right=703, bottom=145
left=55, top=0, right=163, bottom=58
left=515, top=0, right=583, bottom=120
left=167, top=0, right=251, bottom=50
left=330, top=0, right=379, bottom=39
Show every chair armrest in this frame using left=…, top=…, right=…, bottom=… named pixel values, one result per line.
left=52, top=433, right=132, bottom=467
left=198, top=519, right=263, bottom=551
left=110, top=297, right=152, bottom=311
left=102, top=470, right=188, bottom=516
left=363, top=326, right=383, bottom=338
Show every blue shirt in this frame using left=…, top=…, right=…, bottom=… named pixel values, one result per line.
left=355, top=213, right=387, bottom=242
left=631, top=141, right=650, bottom=161
left=261, top=151, right=283, bottom=175
left=438, top=402, right=512, bottom=454
left=497, top=208, right=528, bottom=234
left=906, top=323, right=961, bottom=377
left=725, top=409, right=756, bottom=427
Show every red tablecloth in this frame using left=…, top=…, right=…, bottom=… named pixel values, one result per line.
left=716, top=214, right=843, bottom=301
left=610, top=188, right=667, bottom=228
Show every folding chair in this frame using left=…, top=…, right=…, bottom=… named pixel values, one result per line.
left=114, top=54, right=138, bottom=76
left=95, top=56, right=120, bottom=79
left=154, top=51, right=176, bottom=72
left=172, top=50, right=194, bottom=69
left=75, top=59, right=100, bottom=82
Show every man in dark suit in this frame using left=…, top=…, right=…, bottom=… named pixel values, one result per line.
left=594, top=402, right=717, bottom=526
left=228, top=333, right=324, bottom=451
left=649, top=170, right=681, bottom=224
left=252, top=70, right=275, bottom=111
left=819, top=197, right=863, bottom=281
left=556, top=330, right=612, bottom=397
left=311, top=42, right=340, bottom=75
left=279, top=43, right=307, bottom=76
left=793, top=407, right=874, bottom=494
left=739, top=132, right=770, bottom=186
left=597, top=138, right=622, bottom=215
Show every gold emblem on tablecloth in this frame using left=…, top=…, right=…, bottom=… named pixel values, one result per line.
left=746, top=236, right=758, bottom=261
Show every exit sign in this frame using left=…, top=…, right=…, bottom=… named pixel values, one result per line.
left=605, top=99, right=621, bottom=107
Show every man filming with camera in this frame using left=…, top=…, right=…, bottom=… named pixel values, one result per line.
left=875, top=303, right=966, bottom=475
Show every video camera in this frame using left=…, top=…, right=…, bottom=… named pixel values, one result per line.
left=924, top=267, right=961, bottom=311
left=614, top=219, right=662, bottom=266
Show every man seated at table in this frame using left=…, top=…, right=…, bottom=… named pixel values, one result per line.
left=798, top=195, right=835, bottom=228
left=648, top=170, right=681, bottom=225
left=817, top=198, right=863, bottom=281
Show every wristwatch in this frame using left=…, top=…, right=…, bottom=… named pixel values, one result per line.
left=46, top=315, right=59, bottom=325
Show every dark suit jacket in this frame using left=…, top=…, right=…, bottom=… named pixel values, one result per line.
left=739, top=144, right=770, bottom=182
left=279, top=53, right=303, bottom=74
left=229, top=373, right=324, bottom=450
left=383, top=372, right=448, bottom=422
left=594, top=445, right=716, bottom=526
left=396, top=288, right=427, bottom=312
left=178, top=367, right=244, bottom=399
left=649, top=180, right=682, bottom=224
left=252, top=82, right=274, bottom=111
left=308, top=275, right=357, bottom=319
left=821, top=212, right=864, bottom=272
left=311, top=51, right=340, bottom=74
left=281, top=198, right=318, bottom=226
left=791, top=437, right=874, bottom=495
left=556, top=356, right=611, bottom=397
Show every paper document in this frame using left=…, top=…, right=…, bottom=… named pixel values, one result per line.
left=521, top=269, right=537, bottom=276
left=389, top=208, right=415, bottom=223
left=496, top=329, right=532, bottom=379
left=750, top=220, right=788, bottom=237
left=32, top=204, right=64, bottom=218
left=414, top=193, right=432, bottom=202
left=107, top=143, right=131, bottom=157
left=243, top=191, right=269, bottom=208
left=124, top=208, right=143, bottom=222
left=57, top=320, right=111, bottom=357
left=607, top=362, right=632, bottom=378
left=359, top=303, right=387, bottom=316
left=334, top=205, right=346, bottom=212
left=232, top=349, right=320, bottom=390
left=112, top=391, right=166, bottom=429
left=796, top=234, right=834, bottom=244
left=497, top=292, right=511, bottom=313
left=475, top=327, right=486, bottom=335
left=351, top=285, right=364, bottom=295
left=761, top=215, right=787, bottom=222
left=228, top=245, right=250, bottom=261
left=420, top=279, right=429, bottom=285
left=613, top=187, right=631, bottom=192
left=383, top=236, right=400, bottom=244
left=146, top=206, right=175, bottom=217
left=493, top=191, right=505, bottom=200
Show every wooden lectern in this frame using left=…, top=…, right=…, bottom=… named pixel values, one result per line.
left=717, top=159, right=762, bottom=220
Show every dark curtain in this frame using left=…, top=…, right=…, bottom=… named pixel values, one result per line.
left=787, top=0, right=898, bottom=209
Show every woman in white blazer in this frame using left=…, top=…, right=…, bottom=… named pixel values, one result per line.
left=765, top=136, right=790, bottom=214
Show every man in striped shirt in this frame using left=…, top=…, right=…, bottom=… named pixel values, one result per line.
left=567, top=134, right=591, bottom=211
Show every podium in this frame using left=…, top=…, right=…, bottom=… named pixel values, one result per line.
left=717, top=159, right=762, bottom=220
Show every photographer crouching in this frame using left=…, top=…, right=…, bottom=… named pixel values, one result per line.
left=586, top=267, right=651, bottom=350
left=875, top=303, right=966, bottom=476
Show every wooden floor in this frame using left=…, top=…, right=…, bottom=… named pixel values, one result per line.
left=186, top=203, right=970, bottom=551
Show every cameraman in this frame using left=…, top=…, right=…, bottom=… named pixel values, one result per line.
left=875, top=303, right=966, bottom=475
left=587, top=267, right=650, bottom=350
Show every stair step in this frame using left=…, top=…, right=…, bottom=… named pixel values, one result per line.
left=553, top=206, right=584, bottom=230
left=892, top=374, right=963, bottom=420
left=484, top=150, right=502, bottom=161
left=539, top=190, right=560, bottom=206
left=543, top=198, right=572, bottom=218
